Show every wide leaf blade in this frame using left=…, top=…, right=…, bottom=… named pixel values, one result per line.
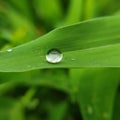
left=0, top=16, right=120, bottom=72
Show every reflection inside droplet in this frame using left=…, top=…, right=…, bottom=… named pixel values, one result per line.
left=46, top=49, right=63, bottom=63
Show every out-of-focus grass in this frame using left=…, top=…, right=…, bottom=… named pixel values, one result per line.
left=0, top=0, right=120, bottom=120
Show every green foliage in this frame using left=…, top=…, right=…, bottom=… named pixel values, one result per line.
left=0, top=0, right=120, bottom=120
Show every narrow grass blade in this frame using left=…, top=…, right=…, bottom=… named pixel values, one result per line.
left=72, top=68, right=120, bottom=120
left=0, top=16, right=120, bottom=72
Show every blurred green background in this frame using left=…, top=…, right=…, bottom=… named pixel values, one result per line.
left=0, top=0, right=120, bottom=120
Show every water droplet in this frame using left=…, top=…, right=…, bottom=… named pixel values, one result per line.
left=46, top=49, right=63, bottom=63
left=71, top=58, right=76, bottom=61
left=87, top=106, right=93, bottom=114
left=6, top=49, right=12, bottom=52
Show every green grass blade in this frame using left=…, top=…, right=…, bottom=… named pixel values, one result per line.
left=73, top=68, right=120, bottom=120
left=84, top=0, right=96, bottom=19
left=112, top=92, right=120, bottom=120
left=63, top=0, right=83, bottom=25
left=0, top=69, right=70, bottom=93
left=33, top=0, right=63, bottom=26
left=0, top=16, right=120, bottom=72
left=0, top=98, right=17, bottom=120
left=7, top=0, right=33, bottom=21
left=48, top=101, right=68, bottom=120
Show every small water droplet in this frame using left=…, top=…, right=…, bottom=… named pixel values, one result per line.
left=6, top=49, right=12, bottom=52
left=46, top=49, right=63, bottom=63
left=71, top=58, right=76, bottom=61
left=87, top=106, right=93, bottom=114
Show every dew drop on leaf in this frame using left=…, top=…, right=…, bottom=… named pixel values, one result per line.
left=6, top=49, right=12, bottom=52
left=71, top=58, right=76, bottom=61
left=46, top=49, right=63, bottom=63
